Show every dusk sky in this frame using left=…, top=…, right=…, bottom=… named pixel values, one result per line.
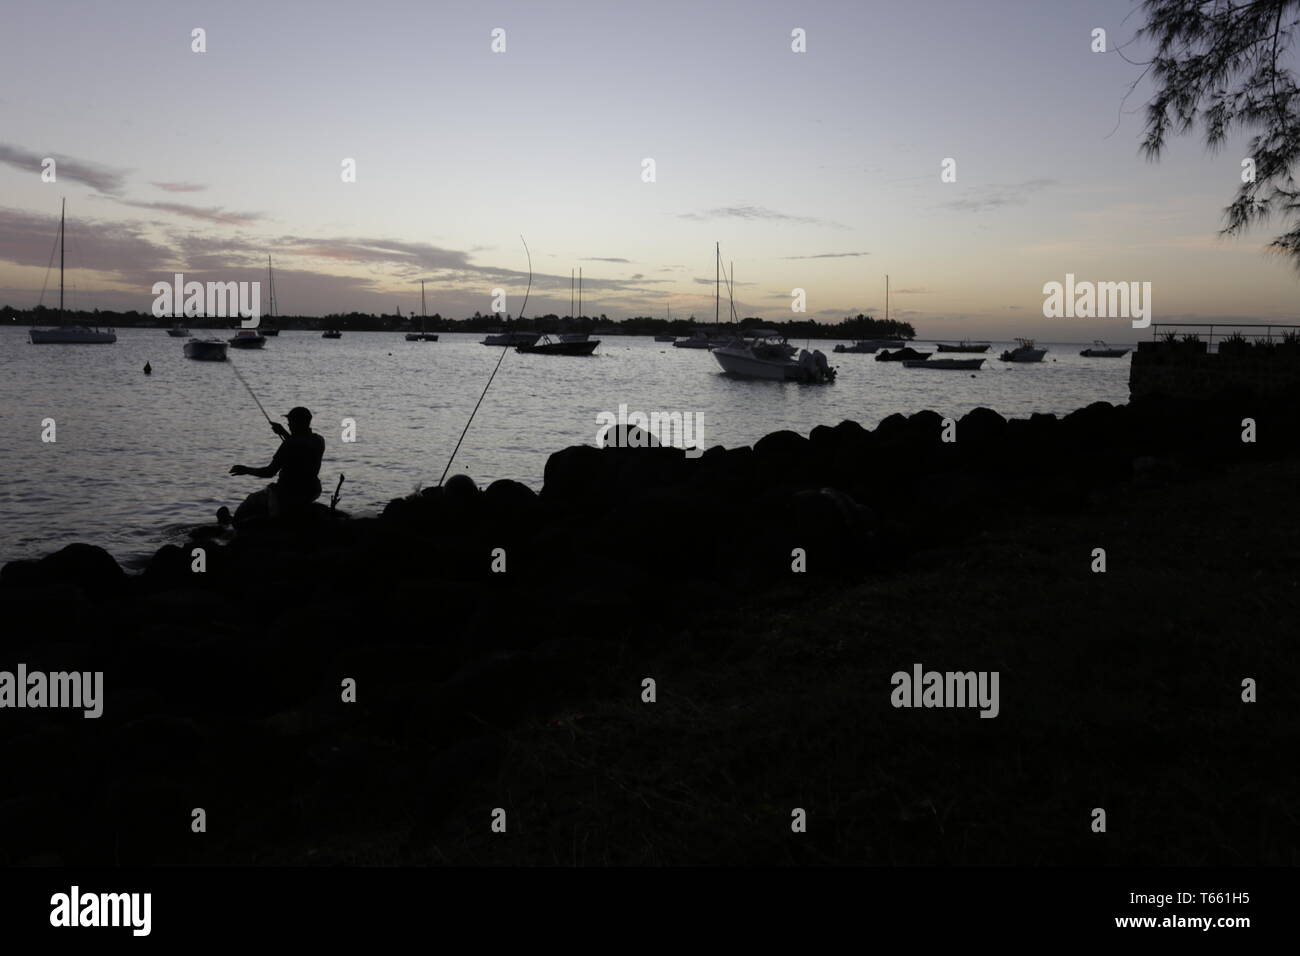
left=1, top=0, right=1296, bottom=336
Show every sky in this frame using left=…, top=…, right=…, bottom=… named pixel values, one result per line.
left=0, top=0, right=1297, bottom=338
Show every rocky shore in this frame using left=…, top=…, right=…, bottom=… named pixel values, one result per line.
left=1, top=390, right=1297, bottom=864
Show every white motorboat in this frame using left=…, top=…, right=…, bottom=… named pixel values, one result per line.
left=1079, top=340, right=1129, bottom=357
left=999, top=338, right=1047, bottom=362
left=712, top=332, right=836, bottom=383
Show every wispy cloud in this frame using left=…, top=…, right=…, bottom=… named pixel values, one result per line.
left=0, top=143, right=129, bottom=195
left=678, top=204, right=846, bottom=229
left=114, top=199, right=263, bottom=226
left=580, top=256, right=630, bottom=263
left=150, top=181, right=207, bottom=193
left=781, top=251, right=870, bottom=260
left=939, top=178, right=1057, bottom=213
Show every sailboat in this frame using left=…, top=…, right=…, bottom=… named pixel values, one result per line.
left=261, top=255, right=280, bottom=335
left=710, top=245, right=835, bottom=383
left=834, top=275, right=906, bottom=353
left=406, top=281, right=439, bottom=340
left=28, top=200, right=116, bottom=344
left=517, top=268, right=599, bottom=354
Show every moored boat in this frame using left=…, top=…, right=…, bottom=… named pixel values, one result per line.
left=184, top=338, right=229, bottom=361
left=322, top=328, right=342, bottom=339
left=229, top=329, right=266, bottom=349
left=516, top=334, right=600, bottom=356
left=712, top=332, right=835, bottom=383
left=28, top=200, right=116, bottom=345
left=876, top=346, right=932, bottom=362
left=936, top=340, right=990, bottom=353
left=1079, top=340, right=1129, bottom=357
left=999, top=338, right=1047, bottom=362
left=166, top=323, right=191, bottom=338
left=482, top=331, right=539, bottom=347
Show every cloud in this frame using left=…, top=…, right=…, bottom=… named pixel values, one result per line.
left=580, top=257, right=631, bottom=263
left=114, top=199, right=263, bottom=225
left=151, top=181, right=207, bottom=193
left=0, top=205, right=172, bottom=277
left=890, top=287, right=933, bottom=294
left=782, top=251, right=870, bottom=260
left=678, top=204, right=846, bottom=229
left=939, top=178, right=1057, bottom=213
left=0, top=143, right=129, bottom=195
left=693, top=277, right=755, bottom=286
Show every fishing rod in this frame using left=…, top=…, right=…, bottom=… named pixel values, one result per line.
left=228, top=357, right=284, bottom=441
left=438, top=235, right=532, bottom=486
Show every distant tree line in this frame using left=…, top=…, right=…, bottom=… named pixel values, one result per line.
left=0, top=305, right=915, bottom=339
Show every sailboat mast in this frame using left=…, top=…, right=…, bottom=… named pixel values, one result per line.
left=421, top=279, right=427, bottom=333
left=570, top=269, right=574, bottom=321
left=579, top=267, right=583, bottom=321
left=59, top=198, right=65, bottom=315
left=885, top=274, right=889, bottom=323
left=730, top=260, right=736, bottom=323
left=715, top=241, right=719, bottom=326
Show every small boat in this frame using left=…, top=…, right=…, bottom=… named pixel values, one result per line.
left=903, top=357, right=984, bottom=370
left=322, top=328, right=342, bottom=339
left=712, top=332, right=836, bottom=383
left=1079, top=340, right=1129, bottom=357
left=654, top=334, right=676, bottom=342
left=936, top=340, right=990, bottom=353
left=31, top=326, right=117, bottom=344
left=28, top=200, right=116, bottom=345
left=482, top=331, right=539, bottom=347
left=876, top=347, right=932, bottom=362
left=229, top=329, right=266, bottom=349
left=672, top=332, right=719, bottom=349
left=516, top=334, right=600, bottom=356
left=260, top=323, right=279, bottom=337
left=184, top=338, right=229, bottom=361
left=999, top=338, right=1047, bottom=362
left=166, top=323, right=191, bottom=338
left=833, top=340, right=881, bottom=354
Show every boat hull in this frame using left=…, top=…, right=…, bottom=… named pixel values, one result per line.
left=936, top=343, right=990, bottom=353
left=228, top=334, right=266, bottom=349
left=876, top=348, right=932, bottom=362
left=184, top=339, right=229, bottom=361
left=322, top=331, right=341, bottom=339
left=1080, top=348, right=1128, bottom=357
left=516, top=339, right=600, bottom=356
left=29, top=327, right=116, bottom=344
left=999, top=348, right=1047, bottom=362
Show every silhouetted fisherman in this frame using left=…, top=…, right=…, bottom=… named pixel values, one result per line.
left=229, top=406, right=325, bottom=519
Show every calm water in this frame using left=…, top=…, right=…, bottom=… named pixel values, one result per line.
left=0, top=327, right=1132, bottom=566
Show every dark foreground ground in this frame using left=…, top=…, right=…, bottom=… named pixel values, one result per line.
left=1, top=394, right=1297, bottom=865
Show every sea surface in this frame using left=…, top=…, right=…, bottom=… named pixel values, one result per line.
left=0, top=327, right=1133, bottom=566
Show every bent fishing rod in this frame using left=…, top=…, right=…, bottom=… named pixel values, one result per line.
left=438, top=234, right=532, bottom=486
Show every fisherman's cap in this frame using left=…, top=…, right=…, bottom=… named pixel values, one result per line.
left=284, top=406, right=313, bottom=424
